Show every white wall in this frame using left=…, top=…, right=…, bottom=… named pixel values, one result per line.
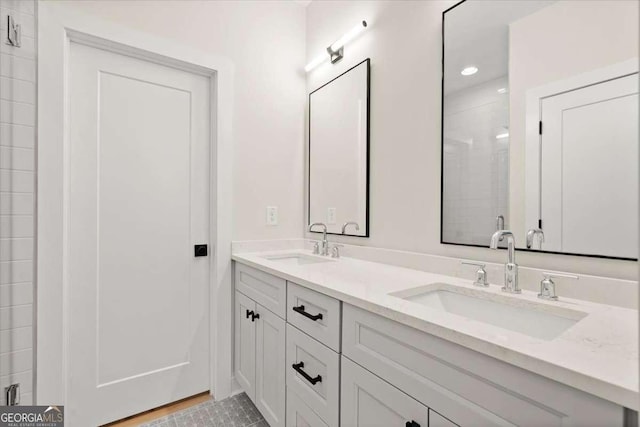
left=0, top=0, right=36, bottom=405
left=304, top=0, right=638, bottom=281
left=62, top=0, right=307, bottom=242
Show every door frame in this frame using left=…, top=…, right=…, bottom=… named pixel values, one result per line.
left=523, top=58, right=639, bottom=254
left=36, top=1, right=235, bottom=407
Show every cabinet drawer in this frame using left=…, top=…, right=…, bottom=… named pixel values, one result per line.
left=235, top=263, right=286, bottom=319
left=287, top=282, right=341, bottom=352
left=343, top=304, right=623, bottom=427
left=429, top=410, right=458, bottom=427
left=286, top=324, right=339, bottom=427
left=286, top=389, right=329, bottom=427
left=341, top=356, right=429, bottom=427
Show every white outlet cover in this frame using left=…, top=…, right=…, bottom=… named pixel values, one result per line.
left=327, top=207, right=336, bottom=224
left=266, top=206, right=278, bottom=226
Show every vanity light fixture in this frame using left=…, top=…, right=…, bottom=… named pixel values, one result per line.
left=460, top=66, right=478, bottom=76
left=495, top=132, right=510, bottom=140
left=304, top=54, right=329, bottom=73
left=304, top=20, right=368, bottom=72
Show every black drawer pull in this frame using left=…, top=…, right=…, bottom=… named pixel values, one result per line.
left=292, top=362, right=322, bottom=385
left=245, top=309, right=253, bottom=319
left=293, top=305, right=323, bottom=321
left=405, top=422, right=420, bottom=427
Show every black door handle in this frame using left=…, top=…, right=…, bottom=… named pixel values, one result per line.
left=251, top=312, right=260, bottom=322
left=405, top=421, right=420, bottom=427
left=194, top=244, right=208, bottom=257
left=292, top=361, right=322, bottom=385
left=246, top=309, right=253, bottom=319
left=292, top=305, right=323, bottom=321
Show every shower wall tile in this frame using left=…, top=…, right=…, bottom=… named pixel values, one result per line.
left=0, top=0, right=35, bottom=406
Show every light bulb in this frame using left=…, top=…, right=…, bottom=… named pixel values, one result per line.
left=330, top=20, right=368, bottom=53
left=305, top=53, right=329, bottom=72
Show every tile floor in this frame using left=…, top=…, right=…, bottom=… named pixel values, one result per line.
left=139, top=393, right=267, bottom=427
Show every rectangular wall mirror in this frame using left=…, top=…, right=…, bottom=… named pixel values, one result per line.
left=309, top=58, right=370, bottom=237
left=441, top=0, right=638, bottom=260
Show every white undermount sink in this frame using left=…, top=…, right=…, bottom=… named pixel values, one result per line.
left=262, top=253, right=335, bottom=266
left=392, top=284, right=587, bottom=340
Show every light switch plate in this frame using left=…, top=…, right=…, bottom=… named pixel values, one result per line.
left=266, top=206, right=278, bottom=226
left=327, top=207, right=337, bottom=224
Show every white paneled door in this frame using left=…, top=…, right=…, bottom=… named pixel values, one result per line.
left=540, top=73, right=638, bottom=258
left=67, top=41, right=210, bottom=425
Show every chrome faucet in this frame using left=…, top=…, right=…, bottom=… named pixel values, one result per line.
left=490, top=230, right=520, bottom=293
left=526, top=228, right=545, bottom=249
left=341, top=221, right=360, bottom=234
left=308, top=222, right=329, bottom=256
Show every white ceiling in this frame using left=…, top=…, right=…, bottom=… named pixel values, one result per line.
left=444, top=0, right=557, bottom=95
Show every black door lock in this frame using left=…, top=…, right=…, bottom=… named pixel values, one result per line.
left=194, top=244, right=208, bottom=257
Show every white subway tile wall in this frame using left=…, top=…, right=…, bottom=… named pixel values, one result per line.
left=0, top=0, right=36, bottom=406
left=443, top=76, right=510, bottom=246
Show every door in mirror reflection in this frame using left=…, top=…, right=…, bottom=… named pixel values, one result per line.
left=309, top=59, right=370, bottom=237
left=537, top=74, right=638, bottom=258
left=441, top=0, right=639, bottom=260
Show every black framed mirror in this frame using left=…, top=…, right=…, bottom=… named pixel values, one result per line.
left=308, top=58, right=370, bottom=237
left=441, top=0, right=638, bottom=260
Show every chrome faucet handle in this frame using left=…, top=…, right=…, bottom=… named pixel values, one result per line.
left=538, top=272, right=578, bottom=301
left=331, top=244, right=344, bottom=259
left=307, top=240, right=320, bottom=255
left=496, top=215, right=505, bottom=241
left=341, top=221, right=360, bottom=234
left=461, top=262, right=489, bottom=287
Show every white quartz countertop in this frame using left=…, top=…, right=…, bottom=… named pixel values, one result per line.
left=232, top=250, right=639, bottom=410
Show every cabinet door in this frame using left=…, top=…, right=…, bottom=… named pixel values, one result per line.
left=341, top=356, right=429, bottom=427
left=235, top=291, right=256, bottom=400
left=255, top=304, right=286, bottom=427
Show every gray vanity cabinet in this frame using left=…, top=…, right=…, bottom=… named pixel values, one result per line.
left=286, top=282, right=342, bottom=427
left=342, top=303, right=624, bottom=427
left=234, top=263, right=287, bottom=427
left=234, top=290, right=286, bottom=427
left=429, top=411, right=457, bottom=427
left=286, top=389, right=329, bottom=427
left=233, top=261, right=628, bottom=427
left=234, top=291, right=256, bottom=399
left=341, top=356, right=431, bottom=427
left=255, top=305, right=286, bottom=427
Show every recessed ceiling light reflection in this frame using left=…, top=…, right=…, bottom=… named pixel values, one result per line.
left=461, top=66, right=478, bottom=76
